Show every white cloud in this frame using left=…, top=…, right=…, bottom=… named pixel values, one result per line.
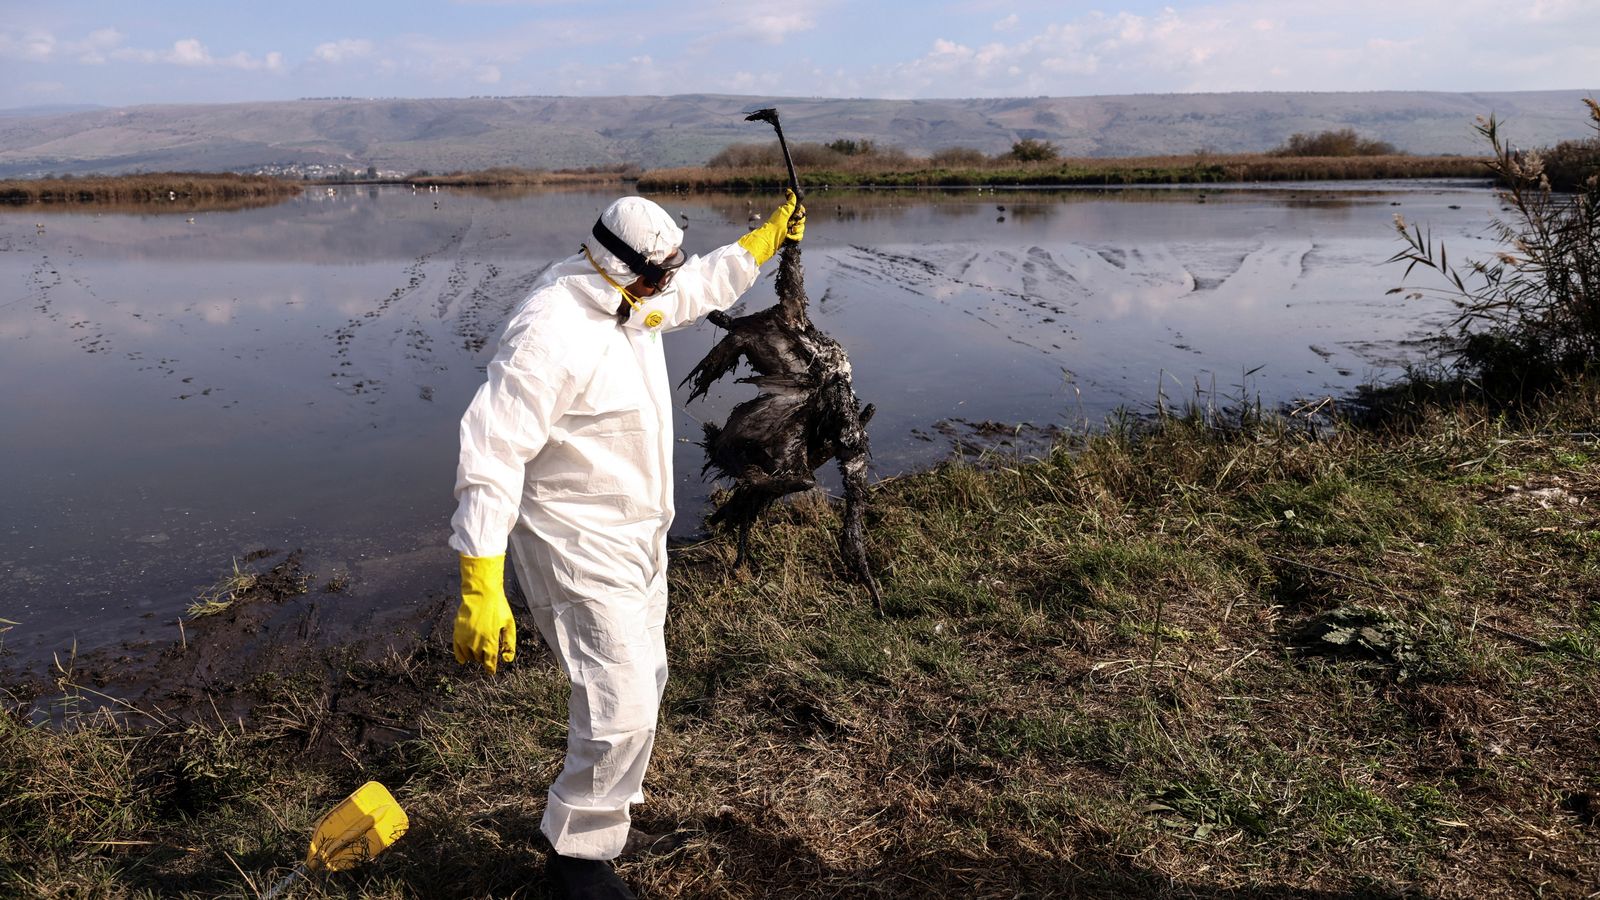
left=0, top=27, right=283, bottom=73
left=0, top=30, right=56, bottom=62
left=313, top=38, right=375, bottom=64
left=726, top=12, right=819, bottom=44
left=112, top=38, right=285, bottom=71
left=0, top=27, right=125, bottom=64
left=865, top=1, right=1600, bottom=97
left=387, top=17, right=609, bottom=87
left=76, top=29, right=124, bottom=64
left=683, top=0, right=830, bottom=49
left=168, top=39, right=209, bottom=66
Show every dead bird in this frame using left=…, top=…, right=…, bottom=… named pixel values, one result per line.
left=682, top=240, right=882, bottom=609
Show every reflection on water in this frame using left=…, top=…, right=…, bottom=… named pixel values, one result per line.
left=0, top=183, right=1498, bottom=662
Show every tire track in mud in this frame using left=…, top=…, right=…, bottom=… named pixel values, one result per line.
left=837, top=244, right=1110, bottom=356
left=322, top=211, right=549, bottom=406
left=20, top=252, right=63, bottom=320
left=454, top=264, right=545, bottom=358
left=12, top=235, right=129, bottom=364
left=839, top=241, right=1296, bottom=366
left=43, top=250, right=207, bottom=397
left=328, top=226, right=468, bottom=402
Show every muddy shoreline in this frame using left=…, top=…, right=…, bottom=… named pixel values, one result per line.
left=2, top=414, right=1060, bottom=737
left=7, top=548, right=452, bottom=745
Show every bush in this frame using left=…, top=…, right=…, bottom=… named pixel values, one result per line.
left=1541, top=136, right=1600, bottom=191
left=1389, top=99, right=1600, bottom=400
left=706, top=140, right=916, bottom=172
left=708, top=142, right=776, bottom=168
left=930, top=147, right=989, bottom=167
left=710, top=141, right=845, bottom=168
left=1007, top=138, right=1059, bottom=162
left=825, top=138, right=875, bottom=156
left=1272, top=128, right=1398, bottom=157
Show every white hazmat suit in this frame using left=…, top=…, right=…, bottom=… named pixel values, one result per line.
left=449, top=195, right=789, bottom=860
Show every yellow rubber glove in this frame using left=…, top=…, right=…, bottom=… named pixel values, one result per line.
left=454, top=554, right=516, bottom=674
left=737, top=189, right=806, bottom=265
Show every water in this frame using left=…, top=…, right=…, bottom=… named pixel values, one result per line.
left=0, top=182, right=1498, bottom=663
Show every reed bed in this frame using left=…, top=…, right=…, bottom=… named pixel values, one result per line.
left=0, top=172, right=302, bottom=206
left=639, top=154, right=1489, bottom=191
left=407, top=166, right=638, bottom=188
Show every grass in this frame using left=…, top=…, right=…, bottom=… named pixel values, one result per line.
left=185, top=552, right=308, bottom=619
left=186, top=561, right=260, bottom=619
left=4, top=385, right=1600, bottom=897
left=637, top=154, right=1490, bottom=191
left=0, top=172, right=302, bottom=207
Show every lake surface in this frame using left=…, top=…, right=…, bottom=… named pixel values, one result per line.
left=0, top=182, right=1498, bottom=664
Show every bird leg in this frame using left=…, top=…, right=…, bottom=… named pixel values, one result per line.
left=734, top=519, right=753, bottom=571
left=831, top=390, right=882, bottom=614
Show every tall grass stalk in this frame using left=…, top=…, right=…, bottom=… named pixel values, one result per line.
left=1388, top=99, right=1600, bottom=398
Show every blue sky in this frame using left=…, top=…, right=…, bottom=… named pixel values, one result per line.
left=2, top=0, right=1597, bottom=108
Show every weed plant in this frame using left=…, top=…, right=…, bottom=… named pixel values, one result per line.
left=1389, top=99, right=1600, bottom=401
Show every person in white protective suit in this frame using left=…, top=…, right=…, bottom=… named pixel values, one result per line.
left=448, top=191, right=804, bottom=899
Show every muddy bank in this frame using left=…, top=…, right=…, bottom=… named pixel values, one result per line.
left=7, top=413, right=1058, bottom=738
left=10, top=548, right=460, bottom=756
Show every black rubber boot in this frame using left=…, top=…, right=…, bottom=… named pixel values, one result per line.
left=546, top=849, right=637, bottom=900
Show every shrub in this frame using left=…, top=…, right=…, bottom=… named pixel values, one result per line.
left=705, top=140, right=918, bottom=173
left=1388, top=99, right=1600, bottom=400
left=709, top=141, right=846, bottom=169
left=1541, top=135, right=1600, bottom=191
left=708, top=142, right=777, bottom=168
left=1007, top=138, right=1059, bottom=162
left=825, top=138, right=875, bottom=156
left=1272, top=128, right=1398, bottom=157
left=930, top=146, right=989, bottom=167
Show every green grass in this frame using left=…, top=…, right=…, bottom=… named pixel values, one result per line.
left=5, top=386, right=1600, bottom=897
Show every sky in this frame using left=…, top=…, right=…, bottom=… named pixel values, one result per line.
left=2, top=0, right=1597, bottom=109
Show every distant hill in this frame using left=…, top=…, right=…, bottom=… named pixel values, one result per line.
left=0, top=104, right=105, bottom=119
left=0, top=91, right=1594, bottom=179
